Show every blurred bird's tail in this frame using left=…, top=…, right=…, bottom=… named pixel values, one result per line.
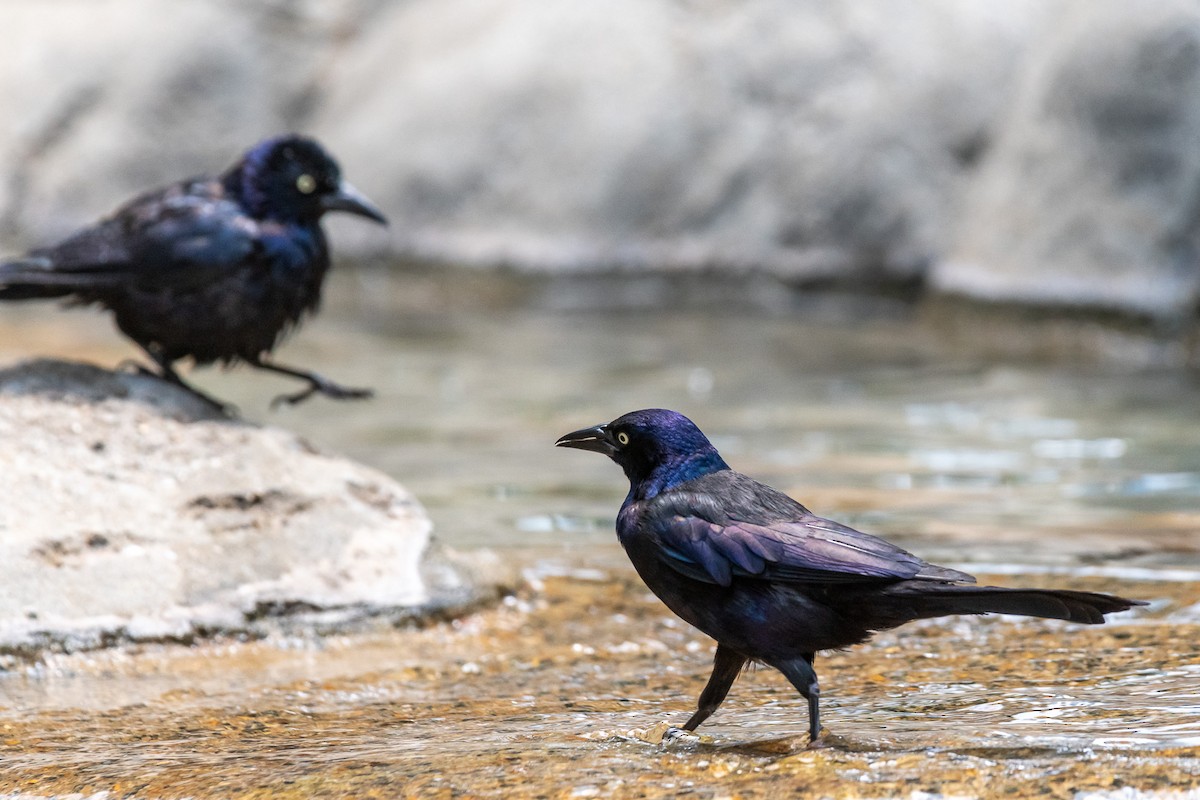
left=868, top=582, right=1144, bottom=627
left=0, top=257, right=84, bottom=300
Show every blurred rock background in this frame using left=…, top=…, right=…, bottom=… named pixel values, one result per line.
left=2, top=0, right=1199, bottom=320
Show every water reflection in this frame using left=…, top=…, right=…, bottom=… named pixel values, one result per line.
left=1, top=270, right=1198, bottom=563
left=9, top=272, right=1189, bottom=547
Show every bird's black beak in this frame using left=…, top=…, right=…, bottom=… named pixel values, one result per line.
left=321, top=181, right=388, bottom=225
left=555, top=424, right=617, bottom=456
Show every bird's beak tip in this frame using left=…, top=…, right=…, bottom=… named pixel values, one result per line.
left=555, top=424, right=615, bottom=455
left=324, top=182, right=388, bottom=225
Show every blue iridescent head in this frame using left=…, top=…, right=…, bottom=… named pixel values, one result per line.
left=224, top=135, right=387, bottom=226
left=556, top=409, right=730, bottom=498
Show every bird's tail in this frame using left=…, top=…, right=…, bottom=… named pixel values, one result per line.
left=867, top=582, right=1143, bottom=627
left=0, top=257, right=92, bottom=300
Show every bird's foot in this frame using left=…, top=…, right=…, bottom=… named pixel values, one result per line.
left=118, top=359, right=238, bottom=417
left=270, top=377, right=374, bottom=409
left=806, top=728, right=833, bottom=750
left=168, top=381, right=239, bottom=418
left=662, top=726, right=700, bottom=745
left=618, top=721, right=702, bottom=746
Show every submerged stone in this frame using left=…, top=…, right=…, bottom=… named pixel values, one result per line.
left=0, top=358, right=484, bottom=662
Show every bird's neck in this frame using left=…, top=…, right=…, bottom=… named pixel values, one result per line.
left=627, top=450, right=729, bottom=503
left=222, top=165, right=260, bottom=214
left=223, top=165, right=314, bottom=225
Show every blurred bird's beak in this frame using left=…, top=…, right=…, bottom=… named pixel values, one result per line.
left=555, top=424, right=617, bottom=456
left=322, top=181, right=388, bottom=224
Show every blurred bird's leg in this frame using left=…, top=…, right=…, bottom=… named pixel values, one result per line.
left=776, top=653, right=822, bottom=743
left=682, top=644, right=748, bottom=731
left=122, top=348, right=238, bottom=416
left=248, top=357, right=374, bottom=408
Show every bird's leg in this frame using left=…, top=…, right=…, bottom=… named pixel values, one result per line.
left=134, top=348, right=236, bottom=416
left=777, top=653, right=822, bottom=743
left=682, top=644, right=748, bottom=731
left=246, top=357, right=374, bottom=408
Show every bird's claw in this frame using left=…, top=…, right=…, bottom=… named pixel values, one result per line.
left=805, top=728, right=832, bottom=750
left=320, top=384, right=374, bottom=401
left=118, top=358, right=239, bottom=417
left=662, top=726, right=695, bottom=744
left=174, top=383, right=239, bottom=418
left=270, top=379, right=373, bottom=409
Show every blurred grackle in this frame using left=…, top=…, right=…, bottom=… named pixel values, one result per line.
left=557, top=408, right=1144, bottom=742
left=0, top=134, right=387, bottom=411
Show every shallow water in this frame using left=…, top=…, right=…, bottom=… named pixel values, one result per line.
left=0, top=267, right=1199, bottom=797
left=0, top=574, right=1196, bottom=798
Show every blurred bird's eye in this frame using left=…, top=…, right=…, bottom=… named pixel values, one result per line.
left=617, top=432, right=630, bottom=445
left=296, top=174, right=317, bottom=194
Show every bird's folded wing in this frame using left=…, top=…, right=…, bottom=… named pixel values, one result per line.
left=15, top=198, right=258, bottom=291
left=127, top=201, right=260, bottom=288
left=649, top=502, right=974, bottom=587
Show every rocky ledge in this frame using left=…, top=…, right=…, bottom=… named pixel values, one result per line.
left=0, top=359, right=492, bottom=664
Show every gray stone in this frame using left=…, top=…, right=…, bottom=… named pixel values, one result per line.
left=937, top=0, right=1200, bottom=318
left=0, top=359, right=481, bottom=662
left=3, top=0, right=1199, bottom=318
left=0, top=0, right=346, bottom=245
left=314, top=0, right=1049, bottom=281
left=0, top=0, right=1050, bottom=283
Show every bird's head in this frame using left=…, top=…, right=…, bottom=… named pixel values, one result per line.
left=556, top=409, right=729, bottom=498
left=227, top=135, right=387, bottom=226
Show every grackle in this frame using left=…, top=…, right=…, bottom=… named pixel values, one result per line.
left=0, top=135, right=387, bottom=410
left=557, top=408, right=1143, bottom=742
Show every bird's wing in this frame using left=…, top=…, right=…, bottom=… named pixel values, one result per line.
left=643, top=492, right=974, bottom=588
left=127, top=200, right=261, bottom=289
left=15, top=190, right=259, bottom=292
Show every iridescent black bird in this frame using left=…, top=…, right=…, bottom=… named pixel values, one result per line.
left=557, top=409, right=1143, bottom=742
left=0, top=135, right=387, bottom=409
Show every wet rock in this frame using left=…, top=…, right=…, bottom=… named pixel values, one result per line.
left=0, top=358, right=480, bottom=663
left=938, top=0, right=1200, bottom=318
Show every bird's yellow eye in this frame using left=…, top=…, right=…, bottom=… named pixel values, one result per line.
left=296, top=174, right=317, bottom=194
left=616, top=432, right=630, bottom=445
